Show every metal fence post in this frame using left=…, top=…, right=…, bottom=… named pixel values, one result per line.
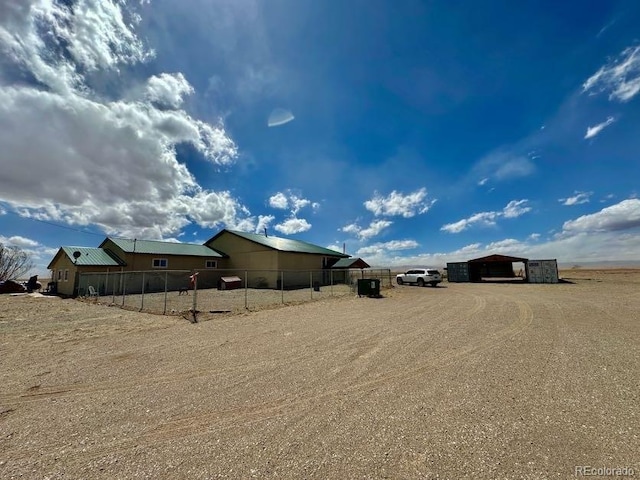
left=122, top=272, right=127, bottom=307
left=310, top=271, right=313, bottom=299
left=140, top=272, right=145, bottom=311
left=281, top=270, right=284, bottom=304
left=163, top=271, right=168, bottom=315
left=192, top=271, right=198, bottom=322
left=244, top=271, right=248, bottom=309
left=330, top=269, right=333, bottom=296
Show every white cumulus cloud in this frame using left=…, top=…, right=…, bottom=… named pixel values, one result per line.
left=274, top=217, right=311, bottom=235
left=502, top=199, right=532, bottom=218
left=356, top=239, right=418, bottom=256
left=0, top=0, right=243, bottom=240
left=146, top=73, right=195, bottom=109
left=341, top=220, right=392, bottom=240
left=269, top=192, right=289, bottom=210
left=0, top=235, right=40, bottom=248
left=364, top=188, right=435, bottom=218
left=268, top=190, right=314, bottom=215
left=562, top=199, right=640, bottom=233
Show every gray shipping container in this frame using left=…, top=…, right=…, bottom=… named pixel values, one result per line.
left=446, top=262, right=470, bottom=282
left=527, top=259, right=559, bottom=283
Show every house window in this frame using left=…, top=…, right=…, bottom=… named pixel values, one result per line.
left=152, top=258, right=168, bottom=268
left=57, top=270, right=63, bottom=281
left=64, top=270, right=69, bottom=282
left=205, top=260, right=217, bottom=269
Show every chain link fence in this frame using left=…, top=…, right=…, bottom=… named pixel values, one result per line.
left=77, top=268, right=393, bottom=320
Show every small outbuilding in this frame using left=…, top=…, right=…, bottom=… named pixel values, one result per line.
left=218, top=276, right=242, bottom=290
left=447, top=254, right=559, bottom=284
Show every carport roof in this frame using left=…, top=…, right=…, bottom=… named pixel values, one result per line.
left=468, top=254, right=528, bottom=263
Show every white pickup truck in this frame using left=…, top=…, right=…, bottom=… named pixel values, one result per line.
left=396, top=268, right=442, bottom=287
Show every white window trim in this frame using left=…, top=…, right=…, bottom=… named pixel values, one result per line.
left=57, top=270, right=62, bottom=281
left=152, top=258, right=168, bottom=269
left=64, top=269, right=69, bottom=282
left=205, top=260, right=218, bottom=269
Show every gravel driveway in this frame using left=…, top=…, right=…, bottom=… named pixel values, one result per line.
left=1, top=269, right=638, bottom=479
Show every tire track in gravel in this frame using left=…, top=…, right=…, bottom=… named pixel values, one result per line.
left=7, top=290, right=536, bottom=465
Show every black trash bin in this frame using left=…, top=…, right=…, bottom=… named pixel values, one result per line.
left=357, top=279, right=380, bottom=297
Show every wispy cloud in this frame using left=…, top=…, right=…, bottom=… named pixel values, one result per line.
left=583, top=45, right=640, bottom=102
left=559, top=191, right=592, bottom=206
left=471, top=150, right=537, bottom=187
left=584, top=116, right=615, bottom=139
left=441, top=199, right=531, bottom=233
left=364, top=188, right=435, bottom=218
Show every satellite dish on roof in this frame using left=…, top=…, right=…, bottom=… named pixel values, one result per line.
left=73, top=251, right=81, bottom=259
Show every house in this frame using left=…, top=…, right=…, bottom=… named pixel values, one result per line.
left=47, top=246, right=125, bottom=296
left=48, top=230, right=356, bottom=296
left=48, top=238, right=227, bottom=296
left=204, top=229, right=350, bottom=288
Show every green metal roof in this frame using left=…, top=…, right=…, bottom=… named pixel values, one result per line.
left=331, top=257, right=370, bottom=268
left=214, top=230, right=349, bottom=257
left=103, top=237, right=226, bottom=257
left=60, top=247, right=124, bottom=266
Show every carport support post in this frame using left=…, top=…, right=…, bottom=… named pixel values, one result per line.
left=163, top=271, right=168, bottom=315
left=140, top=272, right=145, bottom=311
left=244, top=271, right=248, bottom=309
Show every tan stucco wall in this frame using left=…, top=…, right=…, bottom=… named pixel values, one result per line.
left=205, top=233, right=345, bottom=288
left=206, top=234, right=277, bottom=270
left=49, top=254, right=78, bottom=296
left=116, top=253, right=227, bottom=272
left=49, top=254, right=117, bottom=297
left=100, top=239, right=228, bottom=272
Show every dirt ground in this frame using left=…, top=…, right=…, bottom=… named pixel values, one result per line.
left=1, top=269, right=638, bottom=479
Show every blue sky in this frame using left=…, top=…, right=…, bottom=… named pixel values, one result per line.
left=1, top=0, right=640, bottom=275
